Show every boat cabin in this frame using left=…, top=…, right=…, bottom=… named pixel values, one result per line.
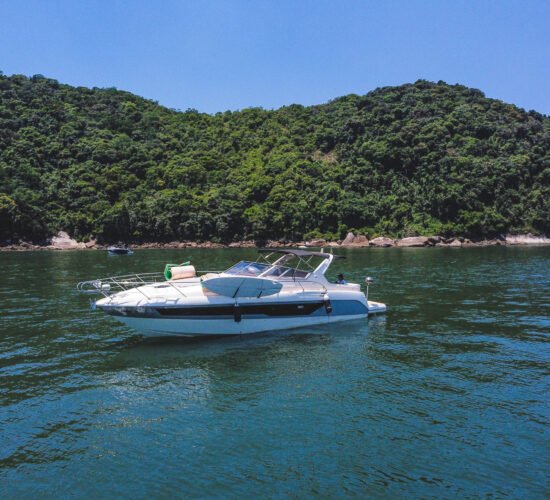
left=222, top=249, right=344, bottom=283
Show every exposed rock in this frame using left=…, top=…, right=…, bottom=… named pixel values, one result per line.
left=505, top=234, right=550, bottom=245
left=442, top=236, right=464, bottom=244
left=351, top=235, right=369, bottom=247
left=369, top=237, right=395, bottom=247
left=396, top=236, right=431, bottom=247
left=228, top=241, right=256, bottom=248
left=306, top=239, right=327, bottom=247
left=5, top=233, right=548, bottom=251
left=49, top=231, right=86, bottom=249
left=341, top=233, right=369, bottom=247
left=341, top=232, right=356, bottom=246
left=201, top=241, right=224, bottom=248
left=447, top=238, right=463, bottom=247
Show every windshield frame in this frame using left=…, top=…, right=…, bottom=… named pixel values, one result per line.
left=223, top=253, right=321, bottom=281
left=223, top=260, right=271, bottom=277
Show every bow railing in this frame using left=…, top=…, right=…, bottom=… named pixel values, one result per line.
left=76, top=271, right=220, bottom=298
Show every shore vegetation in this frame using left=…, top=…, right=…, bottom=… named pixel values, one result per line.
left=0, top=74, right=548, bottom=243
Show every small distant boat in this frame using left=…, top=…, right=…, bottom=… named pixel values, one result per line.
left=107, top=246, right=133, bottom=255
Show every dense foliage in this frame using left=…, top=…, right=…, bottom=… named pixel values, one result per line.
left=0, top=73, right=548, bottom=243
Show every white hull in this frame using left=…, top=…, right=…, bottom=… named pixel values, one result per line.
left=114, top=312, right=368, bottom=337
left=108, top=302, right=386, bottom=338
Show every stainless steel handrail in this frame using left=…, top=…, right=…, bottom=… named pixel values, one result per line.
left=76, top=271, right=328, bottom=300
left=76, top=271, right=221, bottom=297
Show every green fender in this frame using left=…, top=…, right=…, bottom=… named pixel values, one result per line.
left=164, top=261, right=190, bottom=280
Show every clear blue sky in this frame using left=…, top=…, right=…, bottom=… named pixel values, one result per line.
left=1, top=0, right=548, bottom=114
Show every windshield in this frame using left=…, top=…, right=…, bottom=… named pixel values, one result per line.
left=224, top=260, right=310, bottom=279
left=224, top=261, right=270, bottom=277
left=262, top=265, right=310, bottom=279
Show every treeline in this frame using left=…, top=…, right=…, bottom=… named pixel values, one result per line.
left=0, top=73, right=548, bottom=243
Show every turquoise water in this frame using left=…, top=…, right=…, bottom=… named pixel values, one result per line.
left=1, top=248, right=549, bottom=498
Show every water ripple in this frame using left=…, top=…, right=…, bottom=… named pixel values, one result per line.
left=0, top=247, right=549, bottom=498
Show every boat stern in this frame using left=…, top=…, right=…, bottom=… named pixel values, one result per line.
left=367, top=301, right=387, bottom=315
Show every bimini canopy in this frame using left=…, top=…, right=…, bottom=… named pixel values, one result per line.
left=258, top=248, right=345, bottom=259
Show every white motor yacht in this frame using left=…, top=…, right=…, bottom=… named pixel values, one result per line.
left=77, top=249, right=386, bottom=337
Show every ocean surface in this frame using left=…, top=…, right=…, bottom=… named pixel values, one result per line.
left=1, top=247, right=549, bottom=498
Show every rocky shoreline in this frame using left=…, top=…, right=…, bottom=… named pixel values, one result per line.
left=1, top=231, right=549, bottom=251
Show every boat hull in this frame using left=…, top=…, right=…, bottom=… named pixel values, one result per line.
left=110, top=312, right=369, bottom=337
left=107, top=248, right=133, bottom=255
left=99, top=299, right=386, bottom=337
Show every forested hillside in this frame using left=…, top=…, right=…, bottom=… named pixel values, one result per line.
left=0, top=73, right=548, bottom=243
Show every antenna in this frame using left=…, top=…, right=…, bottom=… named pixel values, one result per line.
left=365, top=277, right=373, bottom=301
